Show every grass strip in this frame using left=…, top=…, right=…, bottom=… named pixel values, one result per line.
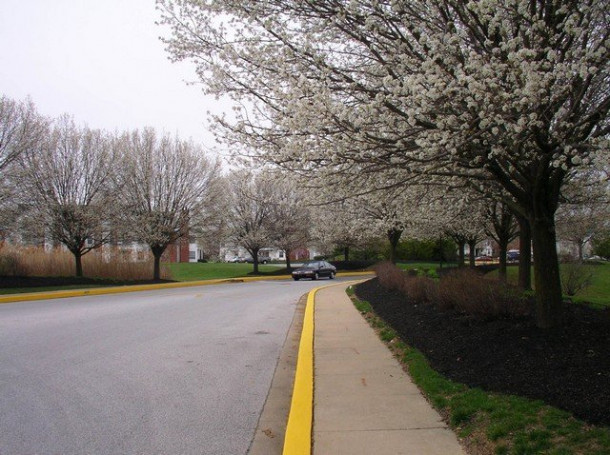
left=346, top=286, right=610, bottom=455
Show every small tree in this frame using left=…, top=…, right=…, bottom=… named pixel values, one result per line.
left=268, top=176, right=310, bottom=271
left=227, top=170, right=275, bottom=274
left=118, top=129, right=221, bottom=280
left=21, top=117, right=117, bottom=276
left=485, top=201, right=519, bottom=281
left=0, top=96, right=47, bottom=240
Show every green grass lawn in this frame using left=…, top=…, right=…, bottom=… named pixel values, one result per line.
left=396, top=261, right=457, bottom=278
left=571, top=262, right=610, bottom=307
left=496, top=261, right=610, bottom=308
left=164, top=261, right=288, bottom=281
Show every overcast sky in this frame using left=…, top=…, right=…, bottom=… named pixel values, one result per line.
left=0, top=0, right=224, bottom=149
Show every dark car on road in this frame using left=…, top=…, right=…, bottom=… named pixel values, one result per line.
left=292, top=260, right=336, bottom=281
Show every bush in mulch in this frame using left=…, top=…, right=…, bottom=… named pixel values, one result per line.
left=373, top=261, right=530, bottom=318
left=356, top=266, right=610, bottom=426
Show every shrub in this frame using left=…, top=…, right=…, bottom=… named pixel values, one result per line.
left=560, top=261, right=594, bottom=297
left=402, top=275, right=434, bottom=304
left=430, top=268, right=530, bottom=317
left=374, top=261, right=530, bottom=318
left=374, top=261, right=409, bottom=292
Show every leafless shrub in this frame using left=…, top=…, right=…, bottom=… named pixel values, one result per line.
left=561, top=261, right=594, bottom=297
left=374, top=261, right=409, bottom=293
left=402, top=275, right=434, bottom=304
left=430, top=268, right=530, bottom=317
left=375, top=261, right=530, bottom=318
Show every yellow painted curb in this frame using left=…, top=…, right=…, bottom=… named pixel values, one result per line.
left=282, top=286, right=317, bottom=455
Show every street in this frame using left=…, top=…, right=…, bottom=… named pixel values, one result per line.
left=0, top=279, right=327, bottom=455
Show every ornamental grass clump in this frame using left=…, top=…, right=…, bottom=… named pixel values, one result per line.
left=0, top=245, right=171, bottom=281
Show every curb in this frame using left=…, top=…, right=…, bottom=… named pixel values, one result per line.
left=282, top=280, right=367, bottom=455
left=282, top=286, right=317, bottom=455
left=0, top=271, right=373, bottom=304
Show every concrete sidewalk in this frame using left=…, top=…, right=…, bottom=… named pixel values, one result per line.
left=313, top=283, right=466, bottom=455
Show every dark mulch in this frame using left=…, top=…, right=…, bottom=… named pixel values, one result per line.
left=0, top=276, right=174, bottom=289
left=354, top=277, right=610, bottom=426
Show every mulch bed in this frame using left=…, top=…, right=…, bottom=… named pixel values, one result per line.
left=354, top=277, right=610, bottom=426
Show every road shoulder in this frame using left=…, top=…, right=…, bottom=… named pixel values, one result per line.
left=248, top=293, right=307, bottom=454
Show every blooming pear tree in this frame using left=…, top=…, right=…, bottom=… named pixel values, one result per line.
left=118, top=128, right=222, bottom=281
left=20, top=117, right=117, bottom=276
left=266, top=175, right=311, bottom=271
left=159, top=0, right=610, bottom=327
left=556, top=171, right=610, bottom=260
left=485, top=201, right=520, bottom=281
left=226, top=170, right=277, bottom=273
left=0, top=96, right=47, bottom=240
left=308, top=200, right=372, bottom=262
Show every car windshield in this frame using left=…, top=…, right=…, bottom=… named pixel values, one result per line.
left=301, top=261, right=320, bottom=268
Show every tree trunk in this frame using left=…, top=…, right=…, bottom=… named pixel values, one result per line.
left=151, top=245, right=166, bottom=281
left=531, top=216, right=564, bottom=329
left=251, top=247, right=260, bottom=274
left=468, top=240, right=476, bottom=268
left=517, top=215, right=532, bottom=291
left=457, top=240, right=466, bottom=267
left=498, top=240, right=508, bottom=282
left=285, top=249, right=292, bottom=272
left=344, top=246, right=350, bottom=262
left=73, top=251, right=83, bottom=277
left=387, top=228, right=403, bottom=265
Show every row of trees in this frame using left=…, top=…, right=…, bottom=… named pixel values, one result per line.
left=1, top=95, right=385, bottom=279
left=158, top=0, right=610, bottom=328
left=0, top=95, right=222, bottom=280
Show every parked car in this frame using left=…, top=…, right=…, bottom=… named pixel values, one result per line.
left=245, top=254, right=271, bottom=264
left=228, top=256, right=247, bottom=263
left=292, top=260, right=336, bottom=281
left=507, top=250, right=520, bottom=262
left=475, top=255, right=494, bottom=262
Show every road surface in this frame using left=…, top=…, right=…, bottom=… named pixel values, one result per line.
left=0, top=278, right=332, bottom=455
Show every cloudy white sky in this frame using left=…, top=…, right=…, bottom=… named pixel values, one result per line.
left=0, top=0, right=224, bottom=148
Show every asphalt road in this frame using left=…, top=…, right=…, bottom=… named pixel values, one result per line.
left=0, top=278, right=333, bottom=455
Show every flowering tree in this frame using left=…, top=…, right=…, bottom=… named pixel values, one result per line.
left=21, top=117, right=117, bottom=276
left=308, top=200, right=370, bottom=261
left=0, top=96, right=47, bottom=240
left=159, top=0, right=610, bottom=327
left=226, top=170, right=277, bottom=273
left=331, top=184, right=436, bottom=264
left=485, top=201, right=520, bottom=281
left=118, top=128, right=221, bottom=280
left=556, top=171, right=610, bottom=260
left=266, top=175, right=311, bottom=271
